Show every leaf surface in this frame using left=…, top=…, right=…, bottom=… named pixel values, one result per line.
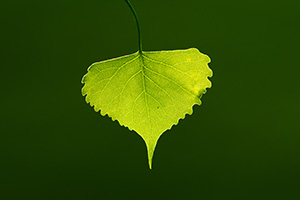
left=82, top=48, right=212, bottom=168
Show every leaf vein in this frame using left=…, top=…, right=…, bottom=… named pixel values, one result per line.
left=142, top=54, right=198, bottom=82
left=87, top=55, right=139, bottom=103
left=143, top=64, right=196, bottom=97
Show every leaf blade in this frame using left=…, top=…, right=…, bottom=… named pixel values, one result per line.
left=82, top=48, right=212, bottom=168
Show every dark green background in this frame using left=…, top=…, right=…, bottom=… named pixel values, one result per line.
left=1, top=0, right=299, bottom=199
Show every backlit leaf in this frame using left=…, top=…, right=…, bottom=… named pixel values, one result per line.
left=82, top=48, right=212, bottom=168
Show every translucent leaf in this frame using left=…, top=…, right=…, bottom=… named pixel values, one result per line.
left=82, top=48, right=212, bottom=168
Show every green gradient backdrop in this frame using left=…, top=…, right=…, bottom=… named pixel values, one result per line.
left=1, top=0, right=300, bottom=199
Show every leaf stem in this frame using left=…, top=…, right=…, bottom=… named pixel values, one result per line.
left=124, top=0, right=143, bottom=54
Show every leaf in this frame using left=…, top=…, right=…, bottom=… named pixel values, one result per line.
left=82, top=48, right=212, bottom=169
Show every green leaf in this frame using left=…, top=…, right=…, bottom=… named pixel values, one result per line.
left=82, top=48, right=212, bottom=169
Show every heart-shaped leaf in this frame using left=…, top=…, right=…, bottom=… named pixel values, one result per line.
left=82, top=48, right=212, bottom=168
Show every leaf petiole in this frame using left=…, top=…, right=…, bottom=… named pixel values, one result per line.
left=124, top=0, right=143, bottom=54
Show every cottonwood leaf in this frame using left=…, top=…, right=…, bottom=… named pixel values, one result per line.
left=82, top=48, right=212, bottom=168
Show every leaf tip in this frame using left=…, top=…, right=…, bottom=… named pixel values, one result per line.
left=145, top=139, right=158, bottom=170
left=148, top=158, right=153, bottom=170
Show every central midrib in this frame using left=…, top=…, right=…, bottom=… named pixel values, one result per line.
left=139, top=54, right=152, bottom=134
